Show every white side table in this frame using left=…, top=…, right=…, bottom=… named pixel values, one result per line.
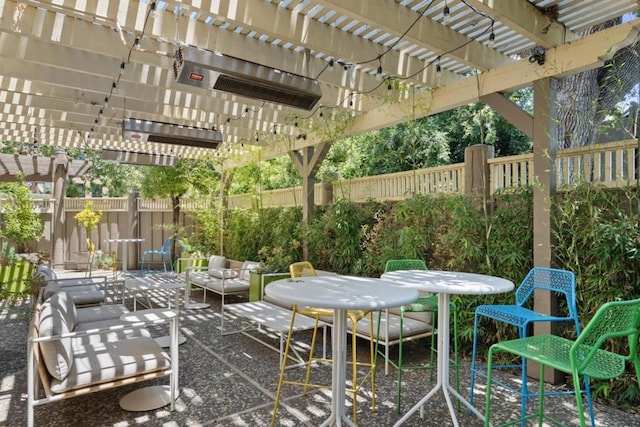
left=266, top=276, right=419, bottom=427
left=124, top=277, right=187, bottom=347
left=118, top=308, right=180, bottom=412
left=381, top=270, right=515, bottom=427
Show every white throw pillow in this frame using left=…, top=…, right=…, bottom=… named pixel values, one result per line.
left=38, top=292, right=77, bottom=381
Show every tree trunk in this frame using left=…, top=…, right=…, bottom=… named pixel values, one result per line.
left=556, top=19, right=640, bottom=149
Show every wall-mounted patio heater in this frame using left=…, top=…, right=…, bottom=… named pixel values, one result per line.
left=173, top=45, right=322, bottom=110
left=100, top=148, right=175, bottom=167
left=122, top=118, right=223, bottom=149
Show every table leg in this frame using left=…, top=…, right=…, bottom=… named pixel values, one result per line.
left=395, top=293, right=485, bottom=427
left=320, top=309, right=356, bottom=427
left=121, top=243, right=128, bottom=274
left=184, top=279, right=210, bottom=310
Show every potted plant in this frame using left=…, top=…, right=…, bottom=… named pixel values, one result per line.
left=0, top=175, right=42, bottom=297
left=74, top=201, right=103, bottom=270
left=174, top=236, right=208, bottom=273
left=249, top=245, right=295, bottom=302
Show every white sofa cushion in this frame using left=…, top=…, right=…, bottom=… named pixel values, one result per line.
left=49, top=336, right=170, bottom=393
left=207, top=255, right=227, bottom=275
left=239, top=261, right=260, bottom=281
left=35, top=264, right=57, bottom=281
left=39, top=292, right=77, bottom=380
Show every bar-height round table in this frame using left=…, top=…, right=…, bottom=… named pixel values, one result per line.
left=105, top=238, right=144, bottom=274
left=381, top=270, right=514, bottom=427
left=266, top=275, right=419, bottom=427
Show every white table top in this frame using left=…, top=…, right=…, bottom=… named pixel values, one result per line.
left=120, top=308, right=177, bottom=323
left=106, top=238, right=145, bottom=243
left=380, top=270, right=515, bottom=295
left=266, top=275, right=419, bottom=310
left=125, top=277, right=183, bottom=291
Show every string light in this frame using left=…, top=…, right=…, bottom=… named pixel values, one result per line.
left=111, top=81, right=118, bottom=94
left=436, top=56, right=441, bottom=73
left=488, top=22, right=496, bottom=47
left=119, top=61, right=126, bottom=75
left=443, top=1, right=451, bottom=24
left=149, top=1, right=157, bottom=19
left=134, top=37, right=141, bottom=49
left=328, top=58, right=334, bottom=70
left=376, top=59, right=383, bottom=82
left=387, top=79, right=393, bottom=96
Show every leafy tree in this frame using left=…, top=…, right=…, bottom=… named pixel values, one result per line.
left=140, top=158, right=220, bottom=255
left=0, top=174, right=44, bottom=252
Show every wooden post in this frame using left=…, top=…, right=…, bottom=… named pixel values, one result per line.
left=289, top=143, right=331, bottom=259
left=464, top=144, right=494, bottom=210
left=531, top=77, right=562, bottom=384
left=51, top=149, right=67, bottom=268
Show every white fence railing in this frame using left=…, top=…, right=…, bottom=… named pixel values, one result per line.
left=5, top=139, right=636, bottom=214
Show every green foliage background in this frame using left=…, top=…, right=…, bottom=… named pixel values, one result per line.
left=188, top=184, right=639, bottom=407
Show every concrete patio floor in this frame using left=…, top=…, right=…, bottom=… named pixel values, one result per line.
left=1, top=270, right=639, bottom=426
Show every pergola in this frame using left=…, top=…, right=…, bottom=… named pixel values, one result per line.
left=0, top=0, right=636, bottom=158
left=1, top=0, right=639, bottom=386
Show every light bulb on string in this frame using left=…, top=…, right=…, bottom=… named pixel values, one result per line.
left=387, top=79, right=393, bottom=96
left=488, top=24, right=496, bottom=47
left=436, top=56, right=442, bottom=73
left=150, top=1, right=157, bottom=19
left=328, top=58, right=334, bottom=70
left=119, top=61, right=126, bottom=75
left=376, top=62, right=383, bottom=82
left=443, top=2, right=450, bottom=24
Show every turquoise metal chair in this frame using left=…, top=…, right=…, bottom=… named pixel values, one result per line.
left=470, top=267, right=594, bottom=426
left=377, top=259, right=459, bottom=413
left=141, top=237, right=173, bottom=274
left=484, top=298, right=640, bottom=427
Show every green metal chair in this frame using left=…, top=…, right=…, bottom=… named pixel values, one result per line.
left=484, top=298, right=640, bottom=427
left=377, top=259, right=459, bottom=413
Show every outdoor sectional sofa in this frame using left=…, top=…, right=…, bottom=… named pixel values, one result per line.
left=33, top=264, right=122, bottom=306
left=27, top=288, right=176, bottom=427
left=183, top=255, right=260, bottom=332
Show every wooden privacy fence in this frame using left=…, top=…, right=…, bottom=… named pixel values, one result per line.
left=1, top=139, right=637, bottom=267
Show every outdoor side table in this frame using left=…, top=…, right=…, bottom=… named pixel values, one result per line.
left=118, top=308, right=180, bottom=412
left=124, top=277, right=187, bottom=347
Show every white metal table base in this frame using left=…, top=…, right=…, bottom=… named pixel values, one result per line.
left=394, top=293, right=486, bottom=427
left=320, top=308, right=356, bottom=427
left=183, top=281, right=210, bottom=309
left=119, top=385, right=181, bottom=411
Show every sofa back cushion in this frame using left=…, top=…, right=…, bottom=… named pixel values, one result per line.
left=38, top=291, right=78, bottom=380
left=207, top=256, right=227, bottom=272
left=42, top=282, right=62, bottom=300
left=239, top=261, right=260, bottom=281
left=34, top=264, right=57, bottom=281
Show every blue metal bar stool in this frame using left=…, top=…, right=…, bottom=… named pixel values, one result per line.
left=469, top=267, right=595, bottom=426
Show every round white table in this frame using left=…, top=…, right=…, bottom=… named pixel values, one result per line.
left=118, top=308, right=180, bottom=412
left=381, top=270, right=515, bottom=427
left=105, top=238, right=144, bottom=274
left=266, top=275, right=419, bottom=427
